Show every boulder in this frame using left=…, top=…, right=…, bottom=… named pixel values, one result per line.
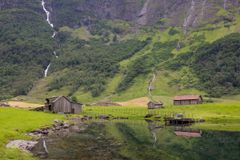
left=6, top=140, right=38, bottom=152
left=53, top=120, right=64, bottom=127
left=63, top=123, right=70, bottom=129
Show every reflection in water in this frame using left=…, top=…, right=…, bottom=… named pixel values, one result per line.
left=146, top=120, right=164, bottom=144
left=32, top=120, right=240, bottom=160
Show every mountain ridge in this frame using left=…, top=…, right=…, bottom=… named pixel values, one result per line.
left=0, top=0, right=240, bottom=103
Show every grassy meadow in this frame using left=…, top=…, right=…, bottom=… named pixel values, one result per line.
left=0, top=108, right=64, bottom=160
left=0, top=98, right=240, bottom=159
left=83, top=102, right=240, bottom=131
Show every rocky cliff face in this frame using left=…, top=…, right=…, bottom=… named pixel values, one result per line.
left=49, top=0, right=239, bottom=29
left=1, top=0, right=239, bottom=28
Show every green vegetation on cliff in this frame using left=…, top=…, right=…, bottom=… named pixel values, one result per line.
left=0, top=5, right=54, bottom=100
left=169, top=33, right=240, bottom=97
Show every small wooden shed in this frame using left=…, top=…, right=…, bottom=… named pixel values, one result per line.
left=45, top=96, right=82, bottom=114
left=173, top=95, right=203, bottom=105
left=147, top=101, right=164, bottom=109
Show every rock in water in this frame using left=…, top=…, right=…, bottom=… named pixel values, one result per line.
left=6, top=140, right=38, bottom=152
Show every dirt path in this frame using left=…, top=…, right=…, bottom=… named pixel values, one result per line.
left=118, top=97, right=149, bottom=107
left=8, top=101, right=42, bottom=109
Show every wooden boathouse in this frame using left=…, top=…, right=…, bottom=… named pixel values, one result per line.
left=173, top=95, right=203, bottom=105
left=45, top=96, right=82, bottom=114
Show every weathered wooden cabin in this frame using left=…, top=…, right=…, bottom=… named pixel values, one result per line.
left=147, top=101, right=164, bottom=109
left=173, top=95, right=203, bottom=105
left=45, top=96, right=82, bottom=114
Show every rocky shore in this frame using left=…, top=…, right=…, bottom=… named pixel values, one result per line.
left=5, top=114, right=128, bottom=158
left=6, top=116, right=90, bottom=154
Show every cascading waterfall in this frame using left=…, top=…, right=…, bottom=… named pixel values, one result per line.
left=200, top=0, right=207, bottom=18
left=148, top=73, right=156, bottom=99
left=41, top=0, right=58, bottom=77
left=53, top=51, right=58, bottom=58
left=183, top=0, right=196, bottom=34
left=44, top=64, right=51, bottom=78
left=137, top=0, right=151, bottom=25
left=224, top=0, right=228, bottom=10
left=193, top=0, right=207, bottom=27
left=41, top=0, right=53, bottom=28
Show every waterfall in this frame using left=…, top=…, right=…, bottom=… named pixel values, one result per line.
left=148, top=73, right=156, bottom=99
left=183, top=0, right=196, bottom=34
left=41, top=0, right=58, bottom=77
left=193, top=0, right=207, bottom=26
left=137, top=0, right=151, bottom=25
left=223, top=0, right=228, bottom=10
left=200, top=0, right=207, bottom=18
left=53, top=51, right=58, bottom=58
left=52, top=31, right=57, bottom=38
left=44, top=63, right=51, bottom=78
left=41, top=0, right=53, bottom=28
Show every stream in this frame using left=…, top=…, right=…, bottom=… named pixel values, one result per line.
left=32, top=120, right=240, bottom=160
left=41, top=0, right=57, bottom=78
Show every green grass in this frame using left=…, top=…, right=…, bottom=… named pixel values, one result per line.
left=0, top=108, right=64, bottom=160
left=112, top=75, right=149, bottom=101
left=83, top=102, right=240, bottom=131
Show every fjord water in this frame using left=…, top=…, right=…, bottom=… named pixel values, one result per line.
left=34, top=120, right=240, bottom=160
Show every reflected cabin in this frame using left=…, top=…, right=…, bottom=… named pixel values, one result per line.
left=173, top=95, right=203, bottom=105
left=45, top=96, right=82, bottom=114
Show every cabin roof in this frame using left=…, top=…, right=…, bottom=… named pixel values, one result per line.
left=46, top=96, right=83, bottom=105
left=174, top=95, right=202, bottom=101
left=148, top=101, right=163, bottom=105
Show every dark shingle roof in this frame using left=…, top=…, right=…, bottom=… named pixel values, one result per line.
left=174, top=95, right=202, bottom=101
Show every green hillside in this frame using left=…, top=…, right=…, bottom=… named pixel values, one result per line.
left=0, top=5, right=55, bottom=100
left=1, top=0, right=240, bottom=103
left=28, top=21, right=240, bottom=103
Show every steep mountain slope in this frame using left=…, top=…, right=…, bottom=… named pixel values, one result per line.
left=1, top=0, right=240, bottom=103
left=0, top=0, right=55, bottom=99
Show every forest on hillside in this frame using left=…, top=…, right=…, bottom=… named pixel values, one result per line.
left=169, top=33, right=240, bottom=97
left=0, top=9, right=54, bottom=100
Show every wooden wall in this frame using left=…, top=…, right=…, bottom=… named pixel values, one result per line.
left=52, top=97, right=72, bottom=113
left=72, top=103, right=82, bottom=114
left=174, top=100, right=200, bottom=105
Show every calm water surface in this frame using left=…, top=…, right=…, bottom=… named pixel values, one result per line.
left=32, top=120, right=240, bottom=160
